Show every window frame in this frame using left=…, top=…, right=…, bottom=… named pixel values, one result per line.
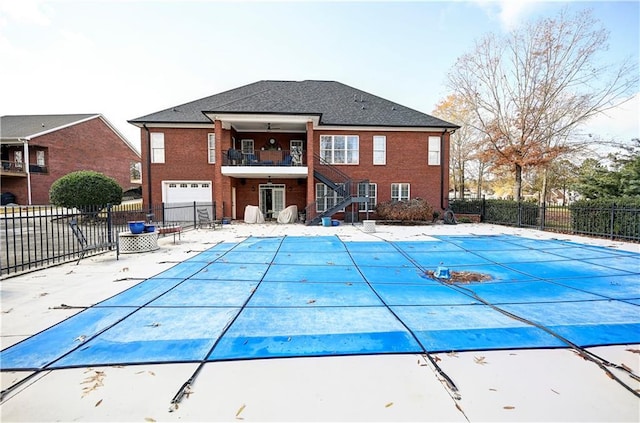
left=36, top=150, right=46, bottom=166
left=315, top=183, right=346, bottom=212
left=372, top=135, right=386, bottom=165
left=150, top=132, right=165, bottom=164
left=207, top=133, right=216, bottom=164
left=391, top=183, right=410, bottom=202
left=358, top=182, right=377, bottom=212
left=241, top=139, right=254, bottom=154
left=319, top=135, right=359, bottom=165
left=428, top=136, right=441, bottom=166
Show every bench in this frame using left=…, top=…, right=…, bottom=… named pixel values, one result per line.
left=158, top=225, right=183, bottom=243
left=69, top=218, right=119, bottom=264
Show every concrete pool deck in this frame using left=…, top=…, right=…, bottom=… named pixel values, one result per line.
left=1, top=222, right=639, bottom=421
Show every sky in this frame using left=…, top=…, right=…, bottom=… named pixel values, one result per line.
left=1, top=0, right=638, bottom=153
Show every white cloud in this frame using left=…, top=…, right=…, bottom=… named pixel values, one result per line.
left=0, top=0, right=51, bottom=27
left=473, top=0, right=543, bottom=30
left=582, top=93, right=640, bottom=144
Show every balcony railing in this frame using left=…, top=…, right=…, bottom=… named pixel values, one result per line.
left=1, top=160, right=26, bottom=174
left=0, top=161, right=48, bottom=174
left=222, top=149, right=306, bottom=166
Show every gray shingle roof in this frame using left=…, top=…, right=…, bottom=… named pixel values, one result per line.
left=0, top=114, right=100, bottom=139
left=129, top=80, right=458, bottom=129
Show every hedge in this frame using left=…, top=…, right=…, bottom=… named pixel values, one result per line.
left=569, top=198, right=640, bottom=240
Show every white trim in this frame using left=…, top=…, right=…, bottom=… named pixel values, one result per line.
left=206, top=113, right=316, bottom=125
left=25, top=114, right=100, bottom=139
left=312, top=125, right=455, bottom=132
left=129, top=122, right=215, bottom=129
left=98, top=115, right=141, bottom=156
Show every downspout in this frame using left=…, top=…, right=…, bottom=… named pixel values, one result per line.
left=440, top=130, right=447, bottom=210
left=22, top=139, right=32, bottom=205
left=143, top=125, right=152, bottom=206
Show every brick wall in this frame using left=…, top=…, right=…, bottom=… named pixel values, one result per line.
left=8, top=116, right=140, bottom=205
left=140, top=126, right=216, bottom=206
left=140, top=124, right=451, bottom=219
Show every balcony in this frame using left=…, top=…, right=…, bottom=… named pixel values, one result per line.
left=221, top=149, right=308, bottom=179
left=1, top=160, right=27, bottom=177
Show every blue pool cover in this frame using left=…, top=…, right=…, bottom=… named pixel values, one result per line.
left=2, top=235, right=639, bottom=371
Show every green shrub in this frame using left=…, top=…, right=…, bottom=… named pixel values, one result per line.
left=50, top=170, right=123, bottom=211
left=569, top=198, right=640, bottom=239
left=376, top=198, right=434, bottom=221
left=449, top=199, right=483, bottom=214
left=484, top=200, right=539, bottom=226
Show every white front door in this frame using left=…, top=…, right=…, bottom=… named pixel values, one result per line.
left=259, top=184, right=285, bottom=219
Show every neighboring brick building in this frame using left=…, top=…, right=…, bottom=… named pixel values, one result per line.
left=1, top=114, right=141, bottom=205
left=129, top=80, right=458, bottom=224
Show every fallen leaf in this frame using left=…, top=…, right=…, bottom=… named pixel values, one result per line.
left=145, top=418, right=156, bottom=422
left=307, top=299, right=316, bottom=304
left=621, top=363, right=632, bottom=372
left=503, top=406, right=515, bottom=410
left=625, top=348, right=640, bottom=354
left=95, top=399, right=103, bottom=407
left=121, top=267, right=129, bottom=272
left=447, top=351, right=458, bottom=358
left=75, top=335, right=87, bottom=343
left=489, top=388, right=497, bottom=391
left=148, top=371, right=156, bottom=376
left=474, top=356, right=488, bottom=365
left=39, top=292, right=49, bottom=297
left=385, top=402, right=394, bottom=408
left=2, top=308, right=13, bottom=314
left=236, top=404, right=246, bottom=417
left=551, top=389, right=560, bottom=395
left=432, top=355, right=441, bottom=362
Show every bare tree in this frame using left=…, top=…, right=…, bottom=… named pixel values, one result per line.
left=433, top=94, right=487, bottom=199
left=447, top=8, right=638, bottom=200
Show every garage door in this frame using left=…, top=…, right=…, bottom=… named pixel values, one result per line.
left=163, top=181, right=213, bottom=223
left=164, top=181, right=212, bottom=203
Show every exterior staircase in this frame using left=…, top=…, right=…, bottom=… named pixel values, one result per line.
left=305, top=154, right=369, bottom=226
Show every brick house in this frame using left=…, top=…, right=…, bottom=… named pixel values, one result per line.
left=129, top=80, right=458, bottom=224
left=1, top=114, right=141, bottom=205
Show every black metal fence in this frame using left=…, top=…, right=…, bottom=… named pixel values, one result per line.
left=449, top=198, right=640, bottom=242
left=1, top=201, right=216, bottom=277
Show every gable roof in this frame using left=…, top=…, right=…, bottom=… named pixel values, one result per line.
left=0, top=114, right=99, bottom=140
left=130, top=80, right=458, bottom=129
left=1, top=114, right=140, bottom=156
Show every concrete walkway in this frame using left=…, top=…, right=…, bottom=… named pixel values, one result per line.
left=1, top=222, right=638, bottom=421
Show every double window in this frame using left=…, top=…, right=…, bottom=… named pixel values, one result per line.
left=151, top=133, right=165, bottom=163
left=315, top=183, right=345, bottom=212
left=391, top=183, right=410, bottom=202
left=358, top=182, right=377, bottom=212
left=320, top=135, right=359, bottom=164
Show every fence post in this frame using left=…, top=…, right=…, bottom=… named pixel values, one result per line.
left=193, top=201, right=197, bottom=228
left=481, top=196, right=486, bottom=222
left=609, top=203, right=615, bottom=240
left=106, top=203, right=113, bottom=248
left=540, top=202, right=546, bottom=231
left=517, top=201, right=522, bottom=227
left=162, top=202, right=166, bottom=226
